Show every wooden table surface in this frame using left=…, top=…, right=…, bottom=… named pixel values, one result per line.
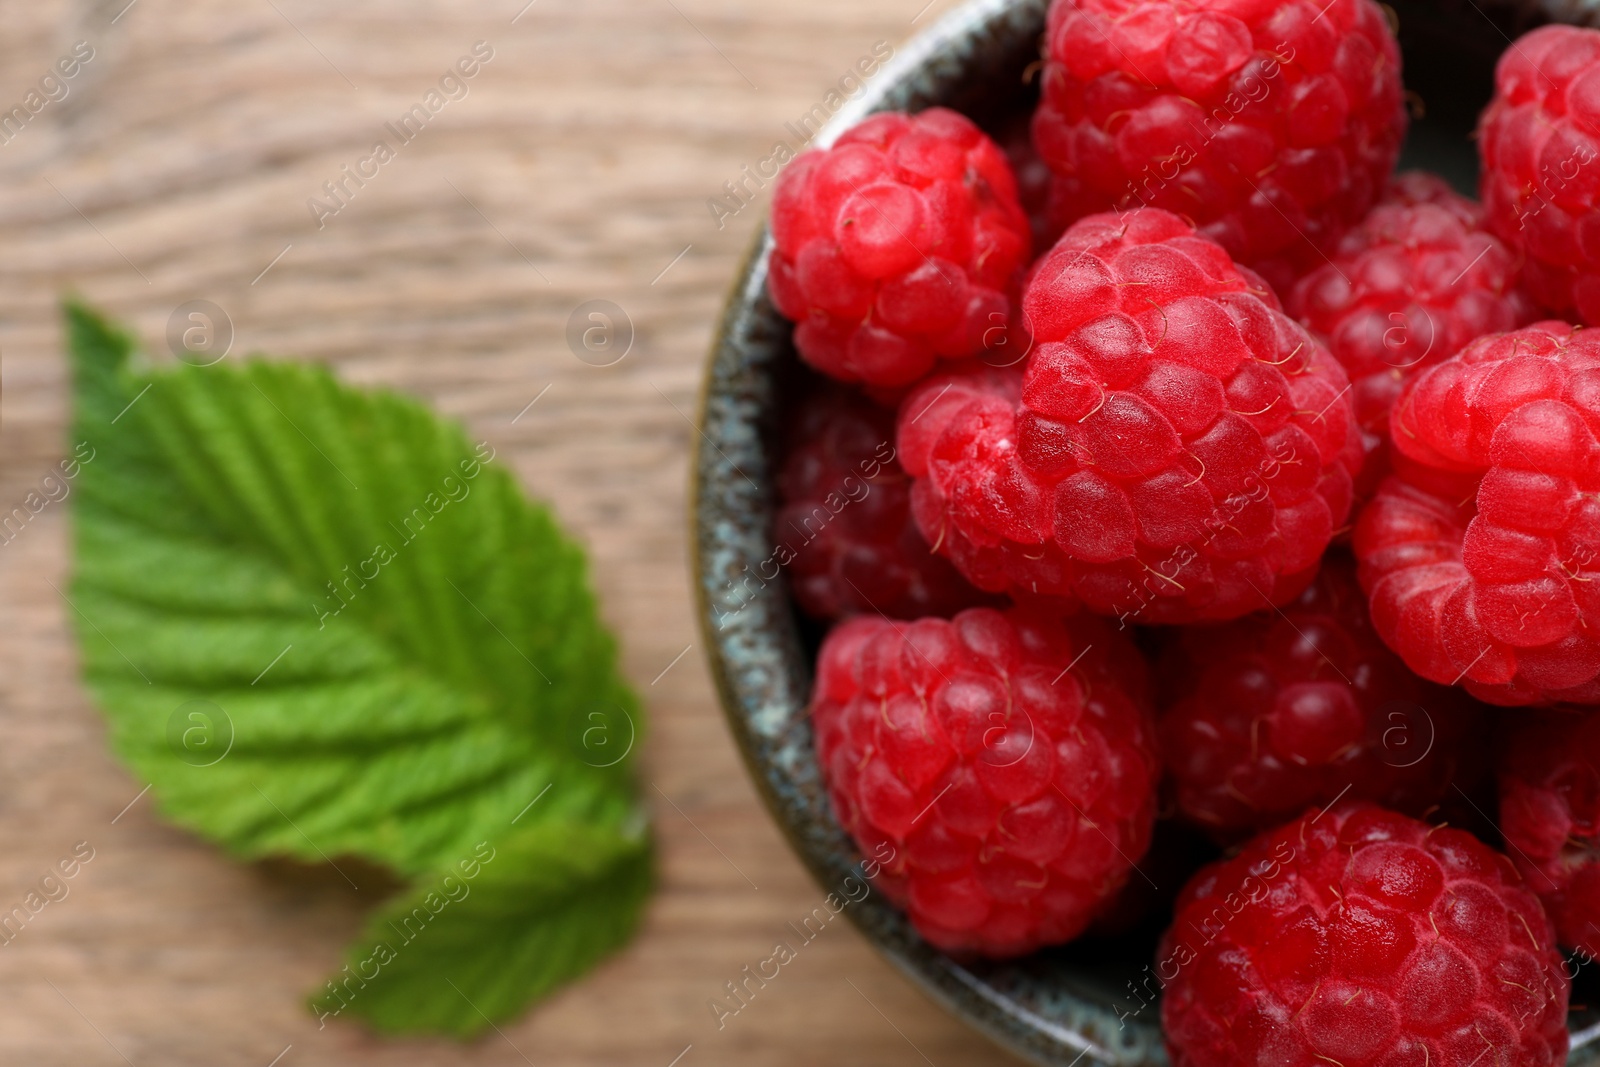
left=0, top=0, right=1031, bottom=1064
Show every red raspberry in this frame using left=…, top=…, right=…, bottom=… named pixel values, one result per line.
left=775, top=382, right=992, bottom=620
left=1353, top=321, right=1600, bottom=705
left=898, top=209, right=1360, bottom=625
left=1160, top=801, right=1571, bottom=1067
left=1159, top=552, right=1489, bottom=840
left=812, top=605, right=1159, bottom=957
left=1500, top=710, right=1600, bottom=961
left=1032, top=0, right=1406, bottom=292
left=767, top=109, right=1031, bottom=388
left=1289, top=172, right=1536, bottom=494
left=1479, top=25, right=1600, bottom=324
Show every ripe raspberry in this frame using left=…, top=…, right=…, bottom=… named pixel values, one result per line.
left=1160, top=801, right=1571, bottom=1067
left=1289, top=172, right=1536, bottom=494
left=775, top=382, right=992, bottom=620
left=1353, top=321, right=1600, bottom=705
left=767, top=109, right=1031, bottom=388
left=898, top=209, right=1360, bottom=625
left=1479, top=24, right=1600, bottom=324
left=1159, top=552, right=1489, bottom=840
left=1032, top=0, right=1406, bottom=292
left=1500, top=710, right=1600, bottom=961
left=811, top=605, right=1159, bottom=956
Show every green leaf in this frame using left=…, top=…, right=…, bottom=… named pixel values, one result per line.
left=67, top=300, right=640, bottom=872
left=315, top=819, right=653, bottom=1036
left=64, top=301, right=652, bottom=1034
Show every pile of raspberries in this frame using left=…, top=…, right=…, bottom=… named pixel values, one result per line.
left=761, top=2, right=1600, bottom=1062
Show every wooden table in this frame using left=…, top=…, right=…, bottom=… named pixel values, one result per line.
left=0, top=0, right=1029, bottom=1063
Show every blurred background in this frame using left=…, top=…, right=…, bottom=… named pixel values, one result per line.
left=0, top=0, right=1025, bottom=1063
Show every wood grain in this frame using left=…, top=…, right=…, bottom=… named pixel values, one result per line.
left=0, top=0, right=1030, bottom=1064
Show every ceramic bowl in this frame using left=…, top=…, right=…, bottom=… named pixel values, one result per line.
left=691, top=0, right=1600, bottom=1060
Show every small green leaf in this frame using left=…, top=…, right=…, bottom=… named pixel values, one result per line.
left=316, top=820, right=653, bottom=1036
left=64, top=301, right=651, bottom=1033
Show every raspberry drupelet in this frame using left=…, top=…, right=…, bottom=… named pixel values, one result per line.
left=899, top=208, right=1360, bottom=625
left=1354, top=321, right=1600, bottom=705
left=1158, top=552, right=1488, bottom=841
left=811, top=605, right=1160, bottom=957
left=1500, top=710, right=1600, bottom=962
left=1479, top=24, right=1600, bottom=324
left=1160, top=802, right=1570, bottom=1067
left=1032, top=0, right=1406, bottom=292
left=774, top=382, right=993, bottom=620
left=1289, top=172, right=1535, bottom=495
left=767, top=108, right=1031, bottom=388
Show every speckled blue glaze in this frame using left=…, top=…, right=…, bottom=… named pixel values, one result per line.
left=690, top=0, right=1600, bottom=1061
